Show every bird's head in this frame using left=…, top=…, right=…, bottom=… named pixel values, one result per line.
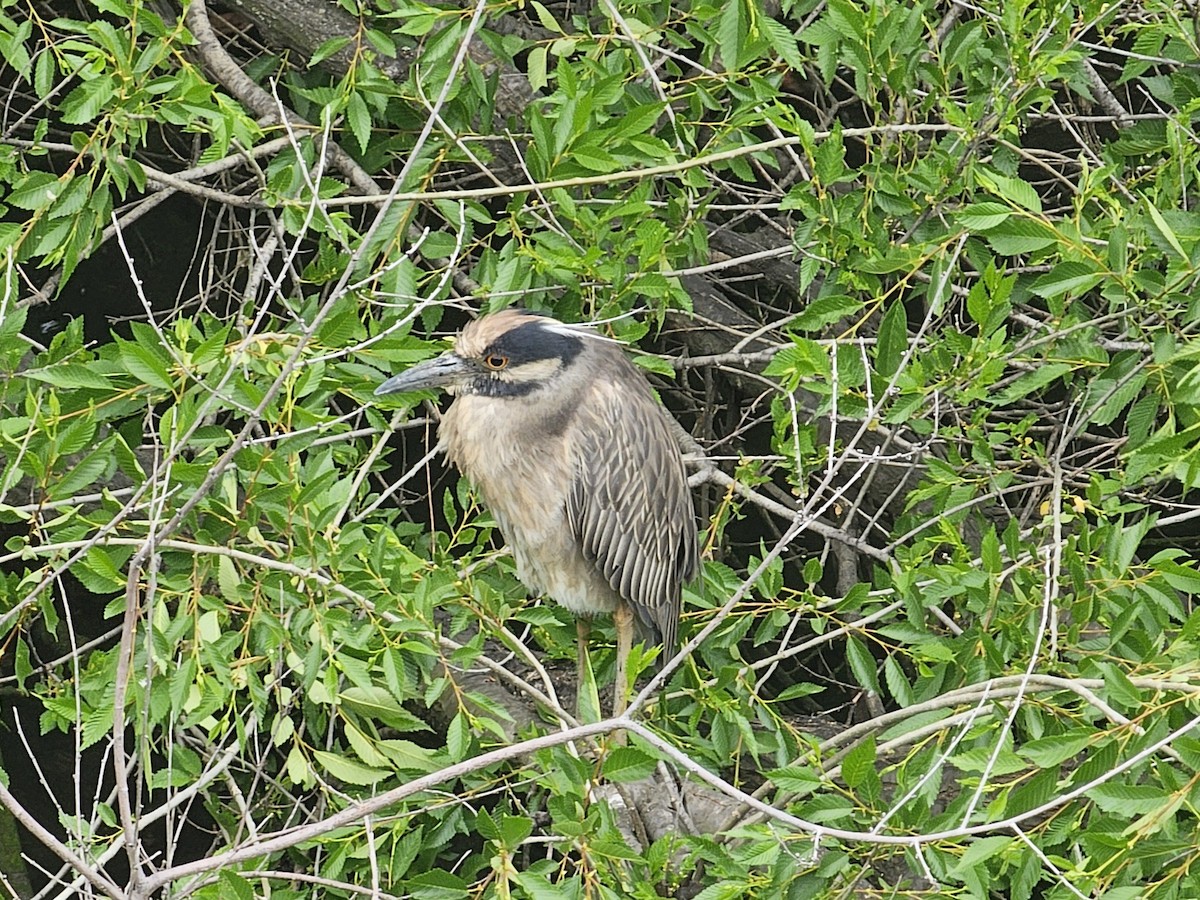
left=374, top=309, right=592, bottom=400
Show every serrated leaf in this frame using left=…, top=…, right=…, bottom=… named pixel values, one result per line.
left=378, top=739, right=441, bottom=773
left=791, top=295, right=860, bottom=332
left=312, top=749, right=390, bottom=785
left=218, top=870, right=255, bottom=900
left=571, top=147, right=619, bottom=173
left=883, top=655, right=913, bottom=706
left=840, top=735, right=876, bottom=789
left=48, top=447, right=109, bottom=499
left=980, top=171, right=1041, bottom=212
left=217, top=555, right=243, bottom=603
left=717, top=0, right=746, bottom=71
left=762, top=17, right=804, bottom=70
left=767, top=765, right=820, bottom=796
left=24, top=363, right=110, bottom=391
left=345, top=90, right=371, bottom=155
left=775, top=682, right=824, bottom=702
left=1145, top=200, right=1188, bottom=260
left=309, top=36, right=352, bottom=67
left=957, top=202, right=1012, bottom=231
left=197, top=610, right=221, bottom=645
left=14, top=638, right=31, bottom=690
left=1099, top=662, right=1142, bottom=709
left=1030, top=261, right=1103, bottom=300
left=529, top=1, right=563, bottom=33
left=7, top=172, right=61, bottom=211
left=80, top=547, right=126, bottom=591
left=343, top=720, right=391, bottom=768
left=286, top=745, right=310, bottom=784
left=982, top=219, right=1058, bottom=255
left=602, top=746, right=657, bottom=783
left=340, top=685, right=432, bottom=732
left=527, top=45, right=548, bottom=92
left=61, top=75, right=116, bottom=124
left=845, top=635, right=880, bottom=693
left=118, top=340, right=174, bottom=389
left=497, top=814, right=533, bottom=848
left=445, top=711, right=470, bottom=761
left=950, top=835, right=1014, bottom=875
left=1019, top=731, right=1096, bottom=768
left=1087, top=782, right=1169, bottom=814
left=993, top=362, right=1073, bottom=405
left=875, top=300, right=908, bottom=378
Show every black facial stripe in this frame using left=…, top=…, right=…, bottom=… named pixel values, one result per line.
left=470, top=378, right=540, bottom=398
left=484, top=321, right=584, bottom=369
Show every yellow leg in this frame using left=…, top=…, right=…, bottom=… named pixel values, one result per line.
left=612, top=600, right=633, bottom=720
left=576, top=617, right=590, bottom=689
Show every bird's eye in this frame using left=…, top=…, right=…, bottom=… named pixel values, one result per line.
left=484, top=354, right=509, bottom=370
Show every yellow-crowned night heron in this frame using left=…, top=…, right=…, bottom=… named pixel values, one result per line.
left=375, top=309, right=697, bottom=714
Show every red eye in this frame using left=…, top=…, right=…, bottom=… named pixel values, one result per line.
left=484, top=354, right=508, bottom=370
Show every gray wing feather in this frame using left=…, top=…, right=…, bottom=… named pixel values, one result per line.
left=566, top=370, right=697, bottom=653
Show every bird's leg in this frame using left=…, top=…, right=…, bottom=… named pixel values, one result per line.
left=576, top=617, right=591, bottom=704
left=612, top=600, right=634, bottom=722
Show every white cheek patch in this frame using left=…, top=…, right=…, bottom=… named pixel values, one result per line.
left=499, top=357, right=562, bottom=382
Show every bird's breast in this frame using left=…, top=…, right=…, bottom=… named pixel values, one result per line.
left=439, top=394, right=620, bottom=615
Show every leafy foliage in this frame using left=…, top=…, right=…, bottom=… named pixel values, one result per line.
left=0, top=0, right=1199, bottom=897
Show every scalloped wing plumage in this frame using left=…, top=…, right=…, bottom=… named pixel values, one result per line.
left=566, top=371, right=698, bottom=653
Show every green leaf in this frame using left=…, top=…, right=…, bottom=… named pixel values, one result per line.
left=445, top=711, right=470, bottom=761
left=14, top=638, right=31, bottom=691
left=1087, top=782, right=1169, bottom=814
left=340, top=686, right=432, bottom=732
left=346, top=90, right=371, bottom=155
left=497, top=814, right=533, bottom=848
left=309, top=36, right=352, bottom=67
left=527, top=45, right=548, bottom=93
left=717, top=0, right=747, bottom=71
left=218, top=870, right=255, bottom=900
left=48, top=447, right=109, bottom=500
left=378, top=739, right=441, bottom=773
left=79, top=547, right=127, bottom=591
left=1098, top=662, right=1141, bottom=709
left=118, top=339, right=174, bottom=389
left=767, top=765, right=820, bottom=796
left=792, top=295, right=861, bottom=332
left=312, top=749, right=390, bottom=785
left=950, top=836, right=1014, bottom=876
left=602, top=746, right=657, bottom=783
left=845, top=636, right=880, bottom=693
left=61, top=75, right=116, bottom=124
left=762, top=17, right=804, bottom=70
left=406, top=869, right=469, bottom=899
left=1030, top=261, right=1103, bottom=300
left=23, top=363, right=110, bottom=391
left=1145, top=200, right=1188, bottom=260
left=216, top=555, right=243, bottom=603
left=8, top=172, right=62, bottom=211
left=1019, top=731, right=1096, bottom=768
left=979, top=171, right=1042, bottom=212
left=957, top=202, right=1012, bottom=231
left=875, top=300, right=908, bottom=379
left=981, top=219, right=1058, bottom=255
left=813, top=128, right=846, bottom=186
left=883, top=654, right=913, bottom=705
left=992, top=362, right=1073, bottom=405
left=775, top=682, right=824, bottom=701
left=840, top=735, right=876, bottom=789
left=529, top=1, right=563, bottom=33
left=285, top=745, right=309, bottom=784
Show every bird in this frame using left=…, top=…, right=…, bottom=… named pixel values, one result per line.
left=375, top=309, right=697, bottom=717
